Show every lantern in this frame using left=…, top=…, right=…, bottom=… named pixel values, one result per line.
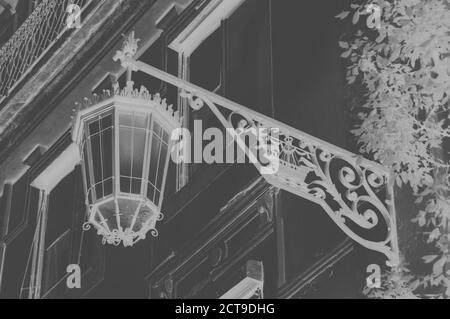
left=72, top=82, right=180, bottom=247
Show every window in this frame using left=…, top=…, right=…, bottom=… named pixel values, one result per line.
left=40, top=170, right=79, bottom=298
left=27, top=134, right=106, bottom=299
left=169, top=0, right=243, bottom=190
left=2, top=174, right=30, bottom=239
left=168, top=0, right=272, bottom=190
left=38, top=165, right=106, bottom=299
left=0, top=173, right=40, bottom=299
left=0, top=185, right=12, bottom=239
left=190, top=27, right=223, bottom=93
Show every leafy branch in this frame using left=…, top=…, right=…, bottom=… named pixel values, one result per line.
left=338, top=0, right=450, bottom=298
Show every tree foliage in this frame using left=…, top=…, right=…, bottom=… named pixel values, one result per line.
left=338, top=0, right=450, bottom=298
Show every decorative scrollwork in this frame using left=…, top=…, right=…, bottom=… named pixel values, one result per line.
left=180, top=90, right=205, bottom=111
left=113, top=31, right=140, bottom=71
left=223, top=108, right=397, bottom=265
left=227, top=110, right=258, bottom=134
left=151, top=229, right=159, bottom=237
left=82, top=204, right=163, bottom=248
left=254, top=124, right=399, bottom=266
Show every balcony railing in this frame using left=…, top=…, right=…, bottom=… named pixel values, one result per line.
left=0, top=0, right=91, bottom=101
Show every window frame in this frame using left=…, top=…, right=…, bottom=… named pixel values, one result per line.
left=168, top=0, right=245, bottom=191
left=28, top=140, right=102, bottom=299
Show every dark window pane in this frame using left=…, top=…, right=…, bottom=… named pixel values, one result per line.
left=83, top=139, right=94, bottom=204
left=163, top=131, right=169, bottom=144
left=90, top=135, right=103, bottom=184
left=42, top=230, right=71, bottom=297
left=156, top=143, right=168, bottom=190
left=225, top=0, right=269, bottom=112
left=83, top=142, right=91, bottom=191
left=154, top=190, right=160, bottom=205
left=148, top=133, right=162, bottom=186
left=101, top=114, right=113, bottom=130
left=190, top=28, right=222, bottom=92
left=132, top=129, right=146, bottom=178
left=103, top=178, right=113, bottom=197
left=6, top=173, right=29, bottom=235
left=166, top=48, right=179, bottom=104
left=131, top=179, right=142, bottom=194
left=80, top=224, right=99, bottom=271
left=89, top=120, right=100, bottom=136
left=135, top=37, right=164, bottom=94
left=46, top=172, right=76, bottom=249
left=147, top=183, right=155, bottom=202
left=102, top=127, right=113, bottom=181
left=95, top=183, right=103, bottom=199
left=119, top=127, right=133, bottom=177
left=120, top=177, right=131, bottom=193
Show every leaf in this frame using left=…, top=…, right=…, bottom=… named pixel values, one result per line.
left=446, top=286, right=450, bottom=298
left=339, top=41, right=349, bottom=49
left=341, top=50, right=352, bottom=58
left=432, top=257, right=446, bottom=276
left=396, top=176, right=402, bottom=187
left=397, top=19, right=410, bottom=26
left=352, top=11, right=360, bottom=24
left=335, top=11, right=350, bottom=20
left=422, top=255, right=438, bottom=263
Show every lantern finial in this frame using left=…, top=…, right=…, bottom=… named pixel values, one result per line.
left=113, top=31, right=140, bottom=72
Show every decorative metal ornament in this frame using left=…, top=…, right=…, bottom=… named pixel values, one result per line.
left=96, top=31, right=400, bottom=265
left=72, top=82, right=181, bottom=247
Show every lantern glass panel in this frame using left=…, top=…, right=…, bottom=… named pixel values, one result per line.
left=82, top=141, right=93, bottom=205
left=118, top=111, right=150, bottom=195
left=147, top=120, right=169, bottom=205
left=83, top=112, right=115, bottom=203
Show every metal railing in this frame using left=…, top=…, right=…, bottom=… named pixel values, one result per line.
left=0, top=0, right=91, bottom=101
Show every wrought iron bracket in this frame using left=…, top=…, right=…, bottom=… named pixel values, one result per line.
left=113, top=32, right=400, bottom=267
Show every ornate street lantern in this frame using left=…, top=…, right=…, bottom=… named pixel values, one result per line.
left=72, top=83, right=180, bottom=247
left=72, top=38, right=180, bottom=247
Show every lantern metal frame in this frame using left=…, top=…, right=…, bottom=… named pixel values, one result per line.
left=72, top=84, right=181, bottom=247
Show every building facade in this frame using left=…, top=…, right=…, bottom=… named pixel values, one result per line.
left=0, top=0, right=399, bottom=299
